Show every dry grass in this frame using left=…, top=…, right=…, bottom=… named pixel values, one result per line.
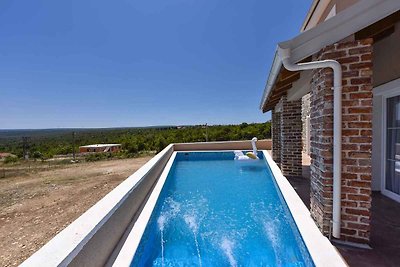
left=0, top=157, right=152, bottom=266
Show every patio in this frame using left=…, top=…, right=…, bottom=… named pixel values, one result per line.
left=287, top=154, right=400, bottom=267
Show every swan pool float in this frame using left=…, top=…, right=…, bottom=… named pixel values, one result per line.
left=234, top=137, right=259, bottom=161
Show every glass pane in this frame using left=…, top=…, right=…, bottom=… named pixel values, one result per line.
left=386, top=129, right=400, bottom=161
left=386, top=95, right=400, bottom=194
left=387, top=95, right=400, bottom=128
left=386, top=160, right=400, bottom=194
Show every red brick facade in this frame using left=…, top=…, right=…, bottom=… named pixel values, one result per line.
left=271, top=109, right=281, bottom=165
left=272, top=97, right=303, bottom=177
left=309, top=39, right=373, bottom=243
left=280, top=96, right=303, bottom=177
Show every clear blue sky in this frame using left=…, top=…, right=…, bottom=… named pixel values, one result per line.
left=0, top=0, right=310, bottom=129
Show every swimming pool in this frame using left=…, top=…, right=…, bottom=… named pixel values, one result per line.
left=129, top=151, right=315, bottom=266
left=21, top=143, right=346, bottom=267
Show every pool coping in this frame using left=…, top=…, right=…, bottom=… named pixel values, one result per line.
left=262, top=151, right=347, bottom=267
left=112, top=151, right=178, bottom=266
left=113, top=150, right=347, bottom=267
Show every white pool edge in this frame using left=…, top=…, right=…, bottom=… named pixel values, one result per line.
left=262, top=151, right=348, bottom=267
left=21, top=144, right=174, bottom=267
left=114, top=150, right=347, bottom=267
left=112, top=152, right=178, bottom=266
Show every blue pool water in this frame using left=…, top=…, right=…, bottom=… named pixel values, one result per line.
left=132, top=152, right=314, bottom=267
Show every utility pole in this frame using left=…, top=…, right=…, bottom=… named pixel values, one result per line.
left=72, top=131, right=76, bottom=161
left=22, top=136, right=30, bottom=160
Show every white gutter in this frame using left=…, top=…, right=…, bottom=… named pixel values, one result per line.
left=259, top=0, right=400, bottom=111
left=277, top=46, right=342, bottom=239
left=259, top=50, right=282, bottom=110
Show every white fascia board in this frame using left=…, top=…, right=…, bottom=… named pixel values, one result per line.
left=260, top=0, right=400, bottom=111
left=259, top=49, right=282, bottom=110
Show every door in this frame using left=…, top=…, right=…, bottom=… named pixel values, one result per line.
left=384, top=95, right=400, bottom=201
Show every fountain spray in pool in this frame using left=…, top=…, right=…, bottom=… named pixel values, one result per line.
left=157, top=216, right=166, bottom=267
left=250, top=202, right=282, bottom=264
left=183, top=214, right=202, bottom=267
left=157, top=198, right=181, bottom=267
left=220, top=237, right=237, bottom=267
left=263, top=220, right=281, bottom=264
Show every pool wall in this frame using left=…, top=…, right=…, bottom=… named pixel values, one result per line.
left=173, top=139, right=272, bottom=151
left=21, top=140, right=272, bottom=267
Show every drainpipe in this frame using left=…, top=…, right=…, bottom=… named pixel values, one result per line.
left=277, top=46, right=342, bottom=239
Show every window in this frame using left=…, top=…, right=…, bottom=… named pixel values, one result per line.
left=386, top=95, right=400, bottom=194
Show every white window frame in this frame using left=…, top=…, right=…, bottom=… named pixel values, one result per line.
left=374, top=78, right=400, bottom=202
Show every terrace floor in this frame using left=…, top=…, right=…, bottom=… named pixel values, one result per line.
left=288, top=154, right=400, bottom=267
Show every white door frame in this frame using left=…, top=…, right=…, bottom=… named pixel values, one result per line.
left=374, top=78, right=400, bottom=202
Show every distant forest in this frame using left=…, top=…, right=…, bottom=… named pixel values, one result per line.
left=0, top=122, right=271, bottom=159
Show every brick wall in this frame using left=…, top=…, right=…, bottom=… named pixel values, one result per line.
left=309, top=38, right=373, bottom=243
left=271, top=109, right=281, bottom=165
left=280, top=96, right=303, bottom=177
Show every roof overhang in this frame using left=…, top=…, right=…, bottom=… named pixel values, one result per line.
left=301, top=0, right=331, bottom=32
left=260, top=0, right=400, bottom=113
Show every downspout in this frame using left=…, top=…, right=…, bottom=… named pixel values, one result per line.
left=277, top=46, right=342, bottom=239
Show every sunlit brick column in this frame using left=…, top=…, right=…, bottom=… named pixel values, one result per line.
left=309, top=39, right=373, bottom=243
left=280, top=96, right=303, bottom=177
left=271, top=109, right=281, bottom=165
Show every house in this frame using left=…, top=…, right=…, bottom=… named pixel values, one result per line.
left=260, top=0, right=400, bottom=245
left=79, top=144, right=122, bottom=153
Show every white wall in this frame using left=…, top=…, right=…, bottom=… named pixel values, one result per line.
left=372, top=94, right=383, bottom=191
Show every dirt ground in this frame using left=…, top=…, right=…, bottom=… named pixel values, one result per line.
left=0, top=157, right=152, bottom=266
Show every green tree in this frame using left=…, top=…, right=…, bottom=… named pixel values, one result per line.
left=32, top=151, right=43, bottom=160
left=155, top=136, right=167, bottom=152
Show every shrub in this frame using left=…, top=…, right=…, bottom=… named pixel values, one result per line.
left=4, top=155, right=18, bottom=164
left=32, top=151, right=43, bottom=160
left=85, top=153, right=108, bottom=162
